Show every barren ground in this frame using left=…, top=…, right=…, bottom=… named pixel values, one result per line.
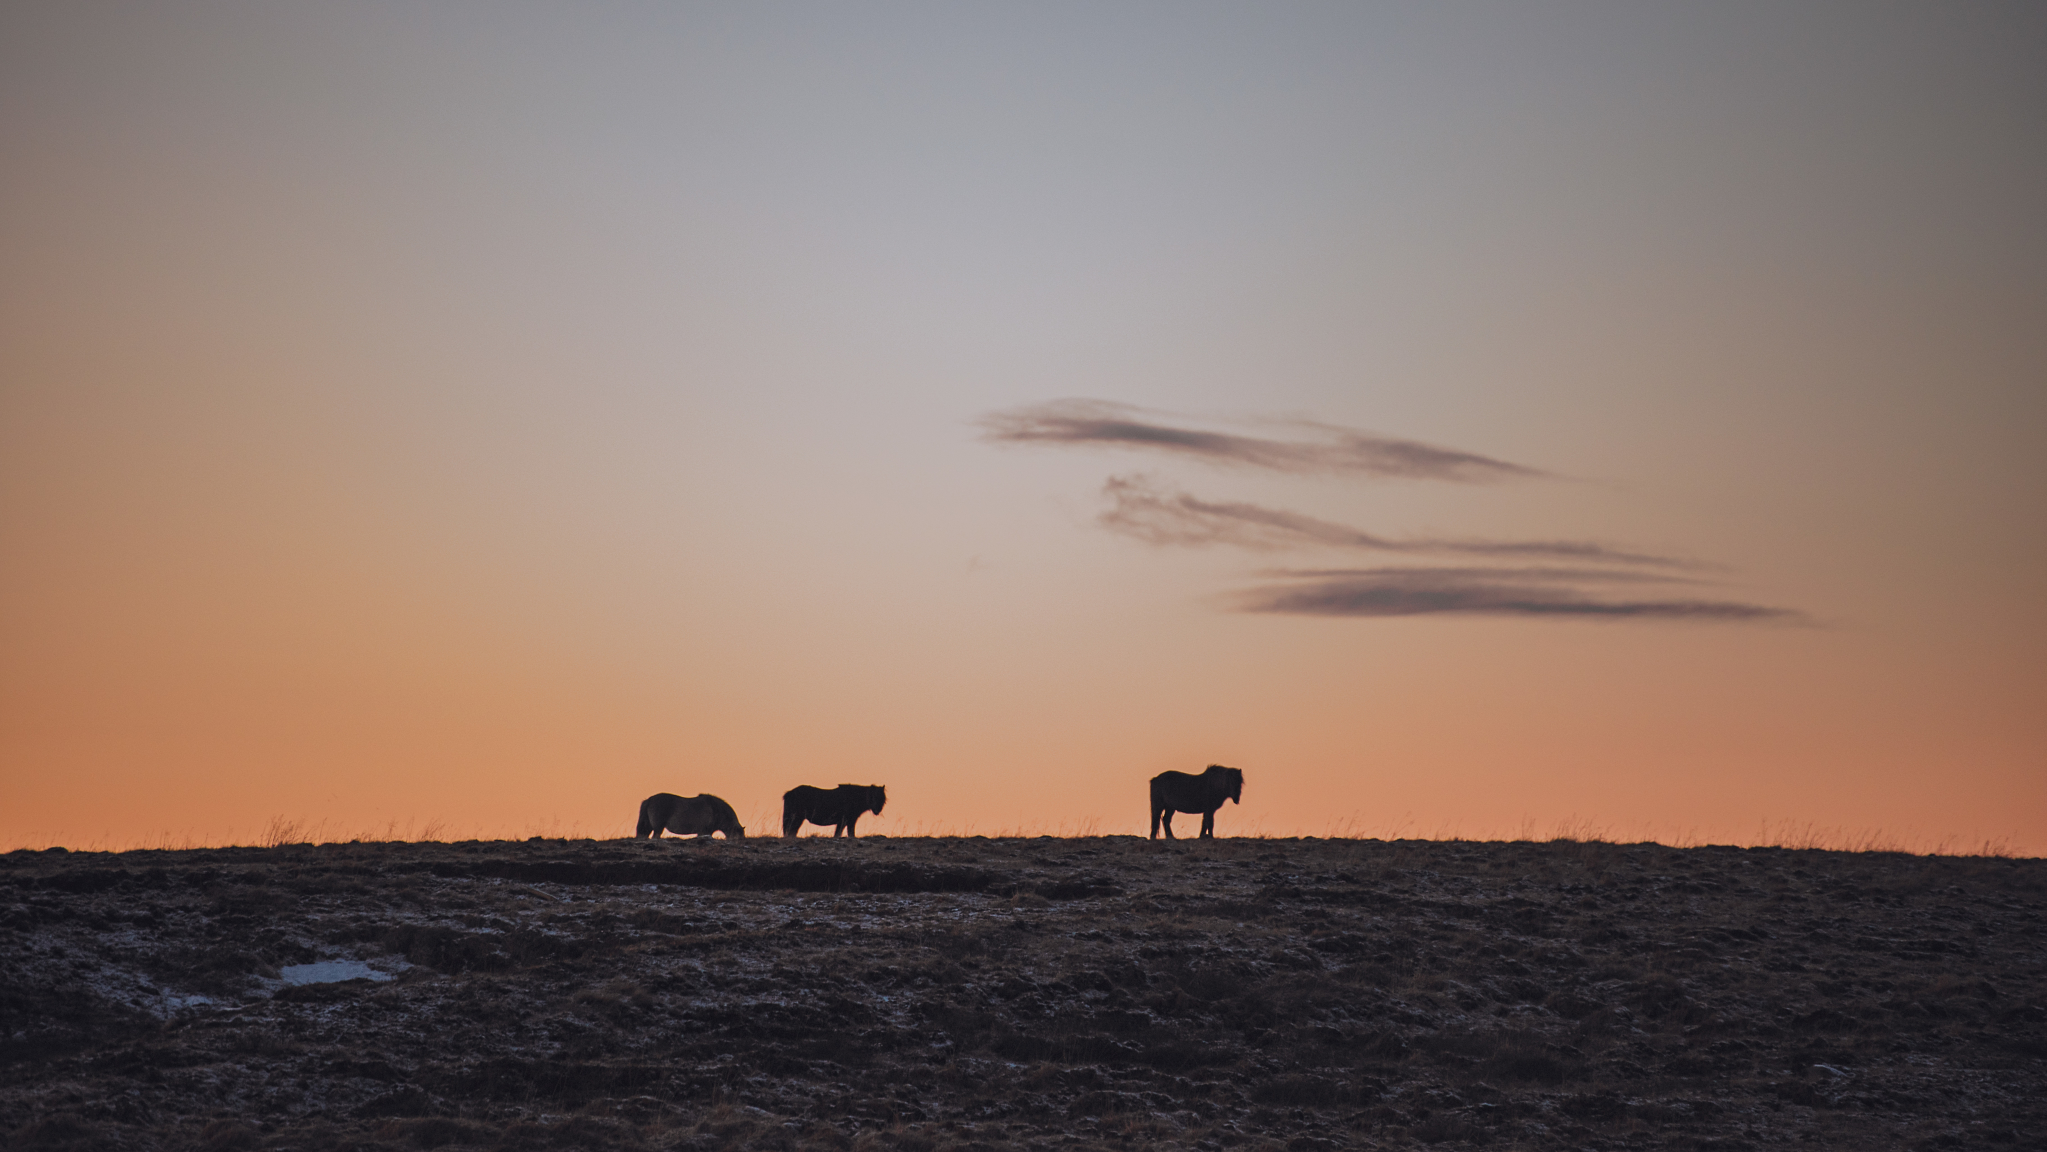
left=2, top=836, right=2043, bottom=1151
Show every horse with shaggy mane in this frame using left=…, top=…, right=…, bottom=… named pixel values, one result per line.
left=636, top=793, right=745, bottom=839
left=1149, top=765, right=1243, bottom=839
left=782, top=784, right=886, bottom=838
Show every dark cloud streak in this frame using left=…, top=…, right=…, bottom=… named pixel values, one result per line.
left=1231, top=567, right=1805, bottom=623
left=1100, top=475, right=1688, bottom=568
left=980, top=399, right=1543, bottom=482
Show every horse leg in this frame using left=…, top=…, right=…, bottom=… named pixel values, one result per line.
left=1200, top=808, right=1215, bottom=838
left=1161, top=811, right=1177, bottom=840
left=845, top=814, right=859, bottom=838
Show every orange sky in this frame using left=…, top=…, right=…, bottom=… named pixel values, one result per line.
left=3, top=4, right=2043, bottom=852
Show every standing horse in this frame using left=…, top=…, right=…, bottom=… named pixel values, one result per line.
left=1149, top=765, right=1243, bottom=839
left=636, top=793, right=746, bottom=839
left=782, top=784, right=886, bottom=838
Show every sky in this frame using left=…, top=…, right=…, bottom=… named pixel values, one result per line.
left=3, top=2, right=2042, bottom=851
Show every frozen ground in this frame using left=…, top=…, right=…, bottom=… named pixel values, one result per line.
left=1, top=835, right=2042, bottom=1150
left=278, top=961, right=398, bottom=987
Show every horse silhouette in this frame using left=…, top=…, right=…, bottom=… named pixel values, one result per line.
left=1149, top=765, right=1242, bottom=839
left=782, top=784, right=886, bottom=838
left=636, top=793, right=746, bottom=839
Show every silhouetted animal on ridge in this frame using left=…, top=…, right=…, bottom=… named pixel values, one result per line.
left=636, top=793, right=745, bottom=839
left=1149, top=765, right=1242, bottom=840
left=782, top=784, right=886, bottom=838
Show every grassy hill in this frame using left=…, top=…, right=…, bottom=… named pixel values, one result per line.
left=2, top=836, right=2041, bottom=1150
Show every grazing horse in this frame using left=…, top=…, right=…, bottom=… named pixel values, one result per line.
left=1149, top=765, right=1243, bottom=840
left=636, top=793, right=746, bottom=839
left=782, top=784, right=886, bottom=838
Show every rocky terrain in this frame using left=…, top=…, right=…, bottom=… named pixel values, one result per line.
left=2, top=835, right=2042, bottom=1151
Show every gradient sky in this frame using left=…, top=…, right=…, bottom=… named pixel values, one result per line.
left=4, top=2, right=2043, bottom=851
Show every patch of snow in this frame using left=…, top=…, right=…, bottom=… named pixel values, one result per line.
left=279, top=959, right=394, bottom=985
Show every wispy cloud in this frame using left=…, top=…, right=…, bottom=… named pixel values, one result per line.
left=1099, top=475, right=1688, bottom=567
left=1230, top=567, right=1806, bottom=623
left=980, top=399, right=1543, bottom=482
left=978, top=399, right=1802, bottom=625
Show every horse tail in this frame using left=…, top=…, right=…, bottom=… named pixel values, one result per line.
left=782, top=790, right=803, bottom=838
left=635, top=797, right=655, bottom=839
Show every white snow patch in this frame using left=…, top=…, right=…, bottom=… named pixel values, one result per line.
left=279, top=960, right=394, bottom=985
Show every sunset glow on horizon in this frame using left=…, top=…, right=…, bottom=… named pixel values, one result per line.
left=3, top=4, right=2042, bottom=853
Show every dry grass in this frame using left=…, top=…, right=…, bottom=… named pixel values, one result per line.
left=6, top=814, right=2033, bottom=857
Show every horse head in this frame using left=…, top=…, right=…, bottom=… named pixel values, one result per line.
left=1210, top=765, right=1243, bottom=804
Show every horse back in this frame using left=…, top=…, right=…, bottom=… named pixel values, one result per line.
left=642, top=792, right=743, bottom=838
left=1149, top=766, right=1239, bottom=811
left=783, top=783, right=883, bottom=829
left=638, top=792, right=682, bottom=836
left=783, top=786, right=822, bottom=819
